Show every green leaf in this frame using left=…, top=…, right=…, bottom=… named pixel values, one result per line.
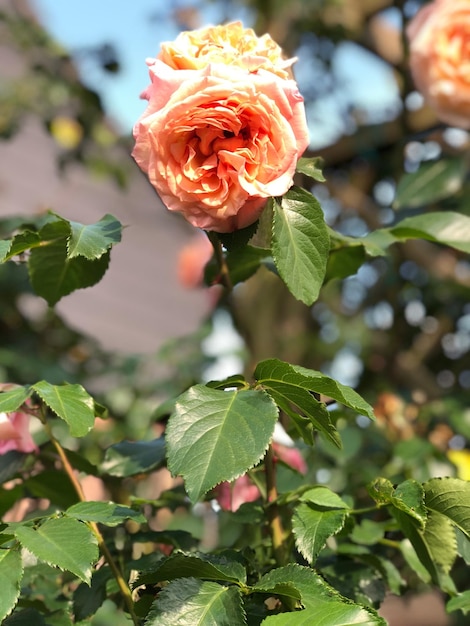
left=399, top=539, right=431, bottom=584
left=13, top=517, right=98, bottom=584
left=391, top=480, right=427, bottom=528
left=424, top=477, right=470, bottom=538
left=32, top=381, right=95, bottom=437
left=0, top=549, right=23, bottom=622
left=254, top=359, right=341, bottom=447
left=24, top=469, right=78, bottom=509
left=367, top=477, right=394, bottom=506
left=145, top=578, right=245, bottom=626
left=326, top=246, right=366, bottom=282
left=73, top=567, right=111, bottom=621
left=447, top=590, right=470, bottom=615
left=257, top=564, right=386, bottom=625
left=390, top=211, right=470, bottom=254
left=392, top=509, right=444, bottom=585
left=137, top=552, right=247, bottom=586
left=101, top=438, right=166, bottom=477
left=166, top=386, right=278, bottom=502
left=65, top=501, right=146, bottom=526
left=394, top=158, right=466, bottom=210
left=350, top=520, right=386, bottom=546
left=67, top=214, right=122, bottom=260
left=272, top=187, right=329, bottom=305
left=422, top=510, right=457, bottom=575
left=3, top=608, right=47, bottom=626
left=296, top=156, right=326, bottom=182
left=290, top=363, right=375, bottom=420
left=226, top=246, right=271, bottom=284
left=293, top=488, right=349, bottom=564
left=28, top=219, right=111, bottom=306
left=0, top=387, right=31, bottom=413
left=0, top=239, right=12, bottom=262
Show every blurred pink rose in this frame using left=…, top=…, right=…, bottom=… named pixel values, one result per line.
left=132, top=25, right=309, bottom=233
left=158, top=21, right=295, bottom=79
left=0, top=410, right=37, bottom=454
left=215, top=445, right=306, bottom=512
left=407, top=0, right=470, bottom=128
left=177, top=232, right=213, bottom=289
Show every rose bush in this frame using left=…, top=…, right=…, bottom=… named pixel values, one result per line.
left=407, top=0, right=470, bottom=128
left=0, top=410, right=37, bottom=454
left=132, top=24, right=309, bottom=232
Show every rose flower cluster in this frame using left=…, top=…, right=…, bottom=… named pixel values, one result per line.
left=132, top=22, right=309, bottom=233
left=407, top=0, right=470, bottom=129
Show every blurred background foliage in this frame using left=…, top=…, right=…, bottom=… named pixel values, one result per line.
left=1, top=0, right=469, bottom=623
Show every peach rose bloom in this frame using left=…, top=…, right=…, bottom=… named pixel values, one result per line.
left=407, top=0, right=470, bottom=128
left=158, top=21, right=295, bottom=79
left=133, top=61, right=309, bottom=232
left=0, top=410, right=37, bottom=454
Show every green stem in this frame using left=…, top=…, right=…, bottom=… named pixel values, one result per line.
left=43, top=420, right=140, bottom=626
left=264, top=444, right=287, bottom=565
left=207, top=231, right=233, bottom=293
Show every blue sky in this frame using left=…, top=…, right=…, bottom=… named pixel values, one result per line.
left=32, top=0, right=252, bottom=134
left=32, top=1, right=399, bottom=148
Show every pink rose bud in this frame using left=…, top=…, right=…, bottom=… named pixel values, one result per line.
left=407, top=0, right=470, bottom=128
left=132, top=22, right=309, bottom=233
left=0, top=410, right=37, bottom=454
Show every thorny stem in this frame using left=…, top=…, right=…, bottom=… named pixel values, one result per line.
left=265, top=443, right=287, bottom=566
left=207, top=231, right=233, bottom=293
left=42, top=419, right=140, bottom=626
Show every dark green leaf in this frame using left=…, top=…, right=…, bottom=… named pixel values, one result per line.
left=424, top=477, right=470, bottom=538
left=28, top=220, right=111, bottom=305
left=32, top=381, right=95, bottom=437
left=394, top=158, right=466, bottom=210
left=166, top=386, right=278, bottom=502
left=3, top=608, right=47, bottom=626
left=73, top=567, right=111, bottom=620
left=216, top=222, right=259, bottom=251
left=0, top=549, right=23, bottom=622
left=101, top=438, right=166, bottom=477
left=226, top=246, right=271, bottom=284
left=326, top=246, right=366, bottom=282
left=296, top=156, right=326, bottom=182
left=137, top=552, right=246, bottom=586
left=65, top=501, right=146, bottom=526
left=67, top=214, right=122, bottom=260
left=24, top=470, right=78, bottom=508
left=272, top=187, right=329, bottom=305
left=145, top=578, right=245, bottom=626
left=13, top=517, right=98, bottom=584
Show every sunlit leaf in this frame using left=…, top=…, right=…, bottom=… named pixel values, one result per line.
left=394, top=158, right=466, bottom=210
left=65, top=501, right=146, bottom=526
left=167, top=385, right=278, bottom=502
left=137, top=552, right=247, bottom=586
left=145, top=578, right=245, bottom=626
left=296, top=156, right=326, bottom=182
left=32, top=381, right=95, bottom=437
left=67, top=214, right=122, bottom=260
left=0, top=549, right=23, bottom=622
left=424, top=477, right=470, bottom=538
left=272, top=187, right=329, bottom=305
left=0, top=387, right=31, bottom=413
left=14, top=518, right=98, bottom=584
